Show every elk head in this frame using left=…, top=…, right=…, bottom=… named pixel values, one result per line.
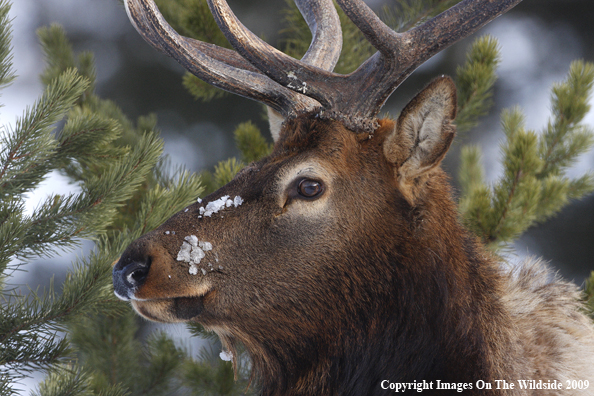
left=114, top=0, right=522, bottom=392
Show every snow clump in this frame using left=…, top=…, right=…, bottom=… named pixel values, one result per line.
left=204, top=196, right=229, bottom=217
left=198, top=195, right=244, bottom=217
left=176, top=235, right=213, bottom=275
left=220, top=350, right=233, bottom=361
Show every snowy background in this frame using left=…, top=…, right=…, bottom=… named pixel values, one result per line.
left=2, top=0, right=594, bottom=393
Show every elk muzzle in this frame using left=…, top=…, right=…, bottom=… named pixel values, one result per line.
left=113, top=238, right=153, bottom=300
left=112, top=233, right=214, bottom=322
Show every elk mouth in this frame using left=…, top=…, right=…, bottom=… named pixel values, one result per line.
left=172, top=295, right=205, bottom=320
left=132, top=288, right=214, bottom=322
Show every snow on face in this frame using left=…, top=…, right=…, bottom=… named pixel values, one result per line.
left=175, top=195, right=243, bottom=274
left=197, top=195, right=244, bottom=218
left=177, top=235, right=214, bottom=275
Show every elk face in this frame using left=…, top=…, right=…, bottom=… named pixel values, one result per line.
left=113, top=117, right=391, bottom=323
left=113, top=76, right=457, bottom=336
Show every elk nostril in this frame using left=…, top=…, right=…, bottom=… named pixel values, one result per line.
left=113, top=258, right=151, bottom=300
left=125, top=263, right=149, bottom=287
left=120, top=262, right=149, bottom=289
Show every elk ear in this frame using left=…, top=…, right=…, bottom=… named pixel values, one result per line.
left=383, top=76, right=457, bottom=204
left=267, top=107, right=284, bottom=142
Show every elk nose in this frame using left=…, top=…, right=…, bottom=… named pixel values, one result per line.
left=112, top=256, right=150, bottom=301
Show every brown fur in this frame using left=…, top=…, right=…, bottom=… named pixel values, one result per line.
left=113, top=78, right=594, bottom=395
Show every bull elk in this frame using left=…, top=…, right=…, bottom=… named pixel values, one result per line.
left=113, top=0, right=594, bottom=394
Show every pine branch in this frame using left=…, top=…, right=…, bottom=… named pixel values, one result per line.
left=485, top=108, right=542, bottom=244
left=138, top=332, right=185, bottom=395
left=17, top=132, right=163, bottom=259
left=69, top=311, right=186, bottom=396
left=38, top=24, right=96, bottom=96
left=459, top=61, right=594, bottom=248
left=0, top=0, right=15, bottom=89
left=31, top=367, right=93, bottom=396
left=0, top=70, right=89, bottom=196
left=538, top=61, right=594, bottom=177
left=0, top=199, right=27, bottom=273
left=234, top=121, right=272, bottom=164
left=214, top=158, right=244, bottom=188
left=455, top=35, right=500, bottom=133
left=458, top=145, right=492, bottom=236
left=0, top=330, right=71, bottom=380
left=128, top=168, right=202, bottom=236
left=0, top=242, right=125, bottom=352
left=0, top=375, right=13, bottom=396
left=69, top=311, right=143, bottom=394
left=567, top=173, right=594, bottom=199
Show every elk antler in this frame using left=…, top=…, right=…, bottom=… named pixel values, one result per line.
left=127, top=0, right=522, bottom=133
left=209, top=0, right=522, bottom=132
left=124, top=0, right=342, bottom=118
left=333, top=0, right=522, bottom=127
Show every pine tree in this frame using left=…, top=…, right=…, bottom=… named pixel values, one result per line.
left=1, top=0, right=593, bottom=395
left=0, top=3, right=206, bottom=394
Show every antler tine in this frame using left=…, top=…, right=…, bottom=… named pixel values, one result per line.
left=404, top=0, right=523, bottom=63
left=295, top=0, right=343, bottom=71
left=186, top=0, right=342, bottom=78
left=124, top=0, right=322, bottom=117
left=335, top=0, right=523, bottom=121
left=208, top=0, right=343, bottom=109
left=333, top=0, right=400, bottom=57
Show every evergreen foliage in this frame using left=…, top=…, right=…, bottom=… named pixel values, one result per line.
left=69, top=311, right=186, bottom=395
left=0, top=0, right=14, bottom=90
left=200, top=121, right=272, bottom=196
left=0, top=5, right=210, bottom=395
left=455, top=35, right=500, bottom=133
left=234, top=122, right=273, bottom=165
left=0, top=0, right=593, bottom=395
left=459, top=61, right=594, bottom=248
left=0, top=13, right=180, bottom=391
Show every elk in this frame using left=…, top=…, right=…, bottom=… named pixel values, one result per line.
left=113, top=0, right=594, bottom=395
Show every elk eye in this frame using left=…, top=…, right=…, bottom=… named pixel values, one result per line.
left=298, top=179, right=323, bottom=198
